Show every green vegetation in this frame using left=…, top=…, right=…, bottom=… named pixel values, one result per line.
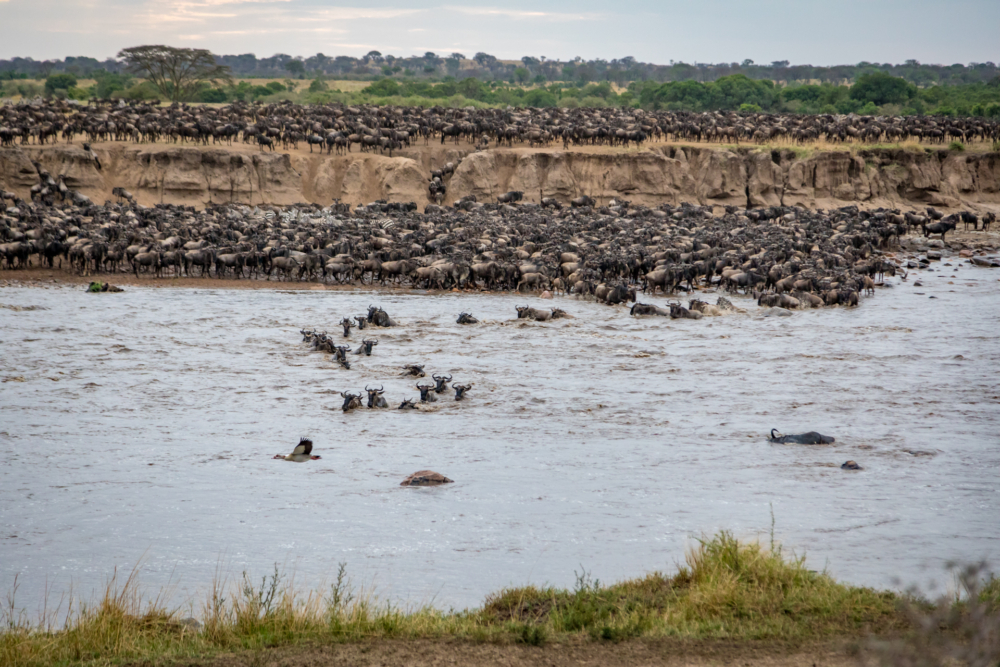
left=1, top=532, right=929, bottom=667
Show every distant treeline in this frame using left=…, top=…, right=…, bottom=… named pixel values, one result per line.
left=2, top=52, right=999, bottom=87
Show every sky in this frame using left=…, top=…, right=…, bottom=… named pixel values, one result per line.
left=1, top=0, right=998, bottom=65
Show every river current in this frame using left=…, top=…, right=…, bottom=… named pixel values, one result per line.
left=1, top=263, right=998, bottom=615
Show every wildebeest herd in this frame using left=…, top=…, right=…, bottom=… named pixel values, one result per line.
left=3, top=99, right=998, bottom=152
left=5, top=179, right=996, bottom=314
left=299, top=304, right=472, bottom=411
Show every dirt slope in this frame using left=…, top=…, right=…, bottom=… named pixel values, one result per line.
left=3, top=140, right=999, bottom=213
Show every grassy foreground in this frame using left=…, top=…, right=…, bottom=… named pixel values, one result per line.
left=2, top=532, right=997, bottom=667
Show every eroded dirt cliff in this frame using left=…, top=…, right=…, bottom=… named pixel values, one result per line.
left=2, top=142, right=998, bottom=212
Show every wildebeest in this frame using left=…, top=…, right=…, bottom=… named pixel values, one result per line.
left=497, top=190, right=523, bottom=204
left=340, top=317, right=355, bottom=337
left=354, top=316, right=368, bottom=330
left=403, top=364, right=426, bottom=377
left=769, top=429, right=835, bottom=444
left=367, top=305, right=397, bottom=327
left=433, top=374, right=451, bottom=394
left=515, top=305, right=552, bottom=321
left=365, top=384, right=388, bottom=408
left=416, top=382, right=438, bottom=402
left=334, top=345, right=351, bottom=369
left=630, top=302, right=670, bottom=316
left=398, top=398, right=419, bottom=409
left=355, top=338, right=378, bottom=356
left=457, top=312, right=478, bottom=324
left=453, top=383, right=472, bottom=400
left=668, top=303, right=703, bottom=319
left=923, top=218, right=957, bottom=241
left=571, top=195, right=595, bottom=208
left=340, top=391, right=363, bottom=412
left=841, top=460, right=862, bottom=470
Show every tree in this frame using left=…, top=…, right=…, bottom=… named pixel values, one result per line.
left=285, top=59, right=305, bottom=77
left=117, top=45, right=232, bottom=102
left=850, top=71, right=916, bottom=105
left=44, top=73, right=77, bottom=96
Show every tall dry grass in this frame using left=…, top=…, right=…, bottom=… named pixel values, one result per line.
left=2, top=532, right=997, bottom=666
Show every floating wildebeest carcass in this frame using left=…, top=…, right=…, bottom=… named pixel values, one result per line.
left=400, top=470, right=453, bottom=486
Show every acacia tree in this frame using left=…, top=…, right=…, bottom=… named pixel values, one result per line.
left=117, top=45, right=232, bottom=102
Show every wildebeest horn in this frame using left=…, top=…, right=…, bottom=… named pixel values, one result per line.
left=377, top=385, right=384, bottom=393
left=365, top=384, right=372, bottom=391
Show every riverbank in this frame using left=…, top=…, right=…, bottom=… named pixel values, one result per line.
left=3, top=140, right=1000, bottom=212
left=2, top=533, right=957, bottom=667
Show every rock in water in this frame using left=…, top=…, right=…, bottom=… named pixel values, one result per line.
left=400, top=470, right=454, bottom=486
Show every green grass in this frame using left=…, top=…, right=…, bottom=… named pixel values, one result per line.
left=0, top=532, right=948, bottom=667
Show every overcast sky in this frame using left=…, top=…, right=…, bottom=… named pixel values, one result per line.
left=2, top=0, right=998, bottom=65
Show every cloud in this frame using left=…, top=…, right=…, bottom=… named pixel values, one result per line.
left=445, top=5, right=600, bottom=21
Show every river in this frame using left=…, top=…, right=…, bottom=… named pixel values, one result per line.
left=1, top=262, right=998, bottom=616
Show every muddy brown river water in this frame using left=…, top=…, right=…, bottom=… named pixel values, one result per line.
left=1, top=263, right=999, bottom=615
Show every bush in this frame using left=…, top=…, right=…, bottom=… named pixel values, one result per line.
left=949, top=141, right=965, bottom=151
left=308, top=77, right=328, bottom=93
left=850, top=72, right=917, bottom=105
left=198, top=88, right=228, bottom=103
left=121, top=81, right=160, bottom=101
left=66, top=86, right=89, bottom=101
left=266, top=81, right=285, bottom=93
left=44, top=73, right=77, bottom=96
left=739, top=103, right=762, bottom=113
left=523, top=88, right=557, bottom=107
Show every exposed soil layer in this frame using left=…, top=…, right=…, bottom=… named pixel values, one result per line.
left=3, top=140, right=999, bottom=213
left=179, top=638, right=861, bottom=667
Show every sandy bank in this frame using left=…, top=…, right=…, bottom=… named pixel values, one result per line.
left=3, top=140, right=999, bottom=213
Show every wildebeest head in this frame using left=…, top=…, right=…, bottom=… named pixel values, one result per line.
left=432, top=373, right=452, bottom=393
left=340, top=317, right=354, bottom=337
left=398, top=398, right=418, bottom=410
left=515, top=305, right=530, bottom=318
left=416, top=382, right=437, bottom=402
left=355, top=316, right=367, bottom=330
left=358, top=338, right=378, bottom=356
left=340, top=391, right=362, bottom=411
left=403, top=364, right=425, bottom=377
left=453, top=383, right=472, bottom=400
left=365, top=384, right=387, bottom=408
left=457, top=312, right=478, bottom=324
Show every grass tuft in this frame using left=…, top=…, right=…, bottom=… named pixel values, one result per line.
left=3, top=532, right=995, bottom=666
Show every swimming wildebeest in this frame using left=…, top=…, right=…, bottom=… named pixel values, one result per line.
left=334, top=345, right=351, bottom=369
left=453, top=383, right=472, bottom=400
left=515, top=305, right=552, bottom=321
left=457, top=312, right=478, bottom=324
left=355, top=316, right=368, bottom=330
left=403, top=364, right=426, bottom=377
left=340, top=318, right=354, bottom=337
left=769, top=429, right=835, bottom=444
left=355, top=338, right=378, bottom=356
left=365, top=385, right=388, bottom=408
left=416, top=382, right=438, bottom=403
left=630, top=302, right=670, bottom=316
left=432, top=374, right=451, bottom=394
left=340, top=391, right=363, bottom=412
left=367, top=305, right=397, bottom=327
left=668, top=302, right=703, bottom=319
left=841, top=460, right=862, bottom=470
left=398, top=398, right=419, bottom=410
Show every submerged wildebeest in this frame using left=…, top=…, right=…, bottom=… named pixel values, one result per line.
left=841, top=460, right=862, bottom=470
left=403, top=364, right=426, bottom=377
left=340, top=318, right=355, bottom=337
left=457, top=312, right=478, bottom=324
left=432, top=374, right=452, bottom=394
left=453, top=383, right=472, bottom=400
left=340, top=391, right=363, bottom=412
left=355, top=338, right=378, bottom=356
left=365, top=384, right=388, bottom=408
left=516, top=305, right=552, bottom=321
left=367, top=305, right=397, bottom=327
left=630, top=302, right=670, bottom=316
left=398, top=398, right=419, bottom=410
left=416, top=382, right=438, bottom=402
left=769, top=429, right=835, bottom=444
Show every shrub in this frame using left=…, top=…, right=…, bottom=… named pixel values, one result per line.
left=739, top=103, right=762, bottom=113
left=44, top=73, right=77, bottom=96
left=308, top=77, right=328, bottom=93
left=198, top=88, right=228, bottom=103
left=850, top=72, right=917, bottom=105
left=949, top=141, right=965, bottom=151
